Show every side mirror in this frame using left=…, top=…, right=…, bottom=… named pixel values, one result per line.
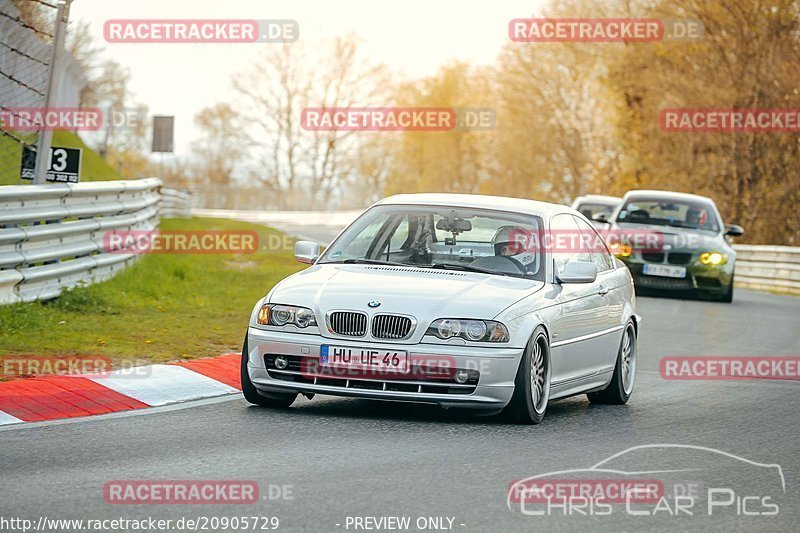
left=592, top=212, right=610, bottom=223
left=294, top=241, right=320, bottom=264
left=725, top=224, right=744, bottom=237
left=557, top=261, right=598, bottom=284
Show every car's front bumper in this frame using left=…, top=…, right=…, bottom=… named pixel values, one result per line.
left=245, top=327, right=522, bottom=410
left=620, top=257, right=733, bottom=294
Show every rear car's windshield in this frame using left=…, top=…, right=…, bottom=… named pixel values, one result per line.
left=576, top=202, right=618, bottom=219
left=616, top=198, right=720, bottom=232
left=319, top=205, right=546, bottom=280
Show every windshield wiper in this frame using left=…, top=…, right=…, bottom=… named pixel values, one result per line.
left=424, top=262, right=519, bottom=278
left=325, top=258, right=411, bottom=267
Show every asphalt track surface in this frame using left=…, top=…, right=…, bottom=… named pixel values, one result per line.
left=2, top=215, right=799, bottom=533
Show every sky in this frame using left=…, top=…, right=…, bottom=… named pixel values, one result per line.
left=69, top=0, right=546, bottom=157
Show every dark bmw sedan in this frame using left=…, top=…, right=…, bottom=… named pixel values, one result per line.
left=599, top=190, right=744, bottom=302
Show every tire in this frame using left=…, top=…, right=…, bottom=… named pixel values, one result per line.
left=503, top=327, right=551, bottom=425
left=719, top=273, right=734, bottom=303
left=241, top=337, right=297, bottom=408
left=588, top=321, right=636, bottom=405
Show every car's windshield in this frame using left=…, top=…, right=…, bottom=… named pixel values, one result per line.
left=616, top=198, right=720, bottom=232
left=318, top=205, right=545, bottom=280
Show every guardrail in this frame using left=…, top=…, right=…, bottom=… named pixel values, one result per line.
left=0, top=178, right=161, bottom=304
left=733, top=245, right=800, bottom=296
left=160, top=188, right=192, bottom=218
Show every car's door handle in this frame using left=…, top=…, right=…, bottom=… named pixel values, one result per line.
left=598, top=285, right=609, bottom=296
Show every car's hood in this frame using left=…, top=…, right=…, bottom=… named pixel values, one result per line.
left=269, top=264, right=544, bottom=320
left=613, top=222, right=727, bottom=251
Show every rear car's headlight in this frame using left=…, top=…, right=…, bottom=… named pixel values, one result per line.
left=427, top=319, right=509, bottom=343
left=608, top=242, right=632, bottom=257
left=699, top=252, right=727, bottom=266
left=257, top=304, right=317, bottom=328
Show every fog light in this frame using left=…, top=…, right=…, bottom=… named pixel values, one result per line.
left=274, top=356, right=289, bottom=370
left=454, top=369, right=469, bottom=384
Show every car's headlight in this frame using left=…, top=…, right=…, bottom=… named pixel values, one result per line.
left=699, top=252, right=727, bottom=266
left=257, top=304, right=317, bottom=328
left=426, top=319, right=509, bottom=342
left=608, top=242, right=632, bottom=257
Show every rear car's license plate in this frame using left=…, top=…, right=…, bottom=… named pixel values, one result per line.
left=643, top=263, right=687, bottom=278
left=320, top=345, right=408, bottom=372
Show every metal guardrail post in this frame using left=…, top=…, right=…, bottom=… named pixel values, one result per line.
left=33, top=0, right=72, bottom=184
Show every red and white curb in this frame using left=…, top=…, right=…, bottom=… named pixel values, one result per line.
left=0, top=353, right=242, bottom=426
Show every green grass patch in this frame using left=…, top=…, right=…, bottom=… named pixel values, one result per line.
left=0, top=130, right=122, bottom=185
left=0, top=217, right=304, bottom=368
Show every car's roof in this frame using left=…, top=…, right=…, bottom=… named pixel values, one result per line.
left=574, top=194, right=621, bottom=204
left=623, top=189, right=716, bottom=204
left=376, top=193, right=574, bottom=217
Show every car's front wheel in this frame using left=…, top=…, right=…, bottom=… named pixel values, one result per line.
left=718, top=272, right=734, bottom=303
left=587, top=320, right=636, bottom=405
left=241, top=338, right=298, bottom=408
left=503, top=327, right=551, bottom=424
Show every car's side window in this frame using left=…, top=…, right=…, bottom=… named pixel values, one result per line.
left=340, top=214, right=402, bottom=258
left=573, top=216, right=615, bottom=272
left=342, top=217, right=385, bottom=257
left=550, top=213, right=591, bottom=275
left=388, top=217, right=410, bottom=251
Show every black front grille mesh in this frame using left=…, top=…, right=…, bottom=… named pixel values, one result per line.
left=328, top=311, right=367, bottom=336
left=642, top=252, right=665, bottom=263
left=667, top=252, right=692, bottom=265
left=371, top=315, right=413, bottom=339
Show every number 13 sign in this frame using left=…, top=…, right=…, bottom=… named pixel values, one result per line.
left=21, top=146, right=82, bottom=183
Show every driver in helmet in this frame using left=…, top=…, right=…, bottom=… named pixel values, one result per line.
left=492, top=226, right=538, bottom=266
left=686, top=206, right=707, bottom=227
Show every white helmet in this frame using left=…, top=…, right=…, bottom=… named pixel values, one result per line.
left=492, top=226, right=537, bottom=266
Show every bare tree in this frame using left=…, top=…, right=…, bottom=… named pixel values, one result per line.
left=233, top=36, right=385, bottom=209
left=191, top=103, right=246, bottom=188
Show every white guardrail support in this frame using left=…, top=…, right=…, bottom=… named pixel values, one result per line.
left=733, top=244, right=800, bottom=296
left=0, top=178, right=162, bottom=304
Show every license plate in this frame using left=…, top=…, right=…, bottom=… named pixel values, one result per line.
left=643, top=263, right=686, bottom=278
left=320, top=345, right=408, bottom=372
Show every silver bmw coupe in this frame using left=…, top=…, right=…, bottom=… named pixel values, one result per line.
left=242, top=194, right=640, bottom=424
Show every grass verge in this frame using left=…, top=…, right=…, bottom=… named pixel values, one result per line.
left=0, top=130, right=122, bottom=185
left=0, top=217, right=304, bottom=369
